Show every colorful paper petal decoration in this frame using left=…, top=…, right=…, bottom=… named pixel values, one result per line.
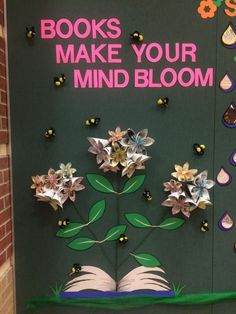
left=216, top=167, right=232, bottom=186
left=229, top=148, right=236, bottom=167
left=218, top=212, right=234, bottom=231
left=221, top=23, right=236, bottom=49
left=222, top=103, right=236, bottom=128
left=219, top=73, right=236, bottom=93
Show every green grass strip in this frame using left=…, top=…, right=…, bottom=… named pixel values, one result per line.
left=26, top=291, right=236, bottom=310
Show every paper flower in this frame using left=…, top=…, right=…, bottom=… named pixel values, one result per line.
left=162, top=192, right=195, bottom=218
left=43, top=168, right=62, bottom=189
left=197, top=0, right=217, bottom=19
left=31, top=175, right=45, bottom=193
left=110, top=143, right=127, bottom=167
left=88, top=137, right=110, bottom=164
left=121, top=129, right=155, bottom=155
left=171, top=162, right=197, bottom=182
left=163, top=179, right=182, bottom=193
left=108, top=126, right=127, bottom=143
left=188, top=171, right=215, bottom=200
left=122, top=154, right=150, bottom=178
left=57, top=163, right=76, bottom=178
left=35, top=189, right=67, bottom=211
left=99, top=162, right=120, bottom=173
left=61, top=177, right=85, bottom=202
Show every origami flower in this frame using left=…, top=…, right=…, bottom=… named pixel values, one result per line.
left=163, top=179, right=182, bottom=193
left=121, top=129, right=155, bottom=155
left=42, top=168, right=62, bottom=189
left=162, top=192, right=196, bottom=218
left=31, top=175, right=45, bottom=192
left=188, top=170, right=215, bottom=201
left=57, top=162, right=76, bottom=178
left=108, top=126, right=127, bottom=143
left=88, top=137, right=110, bottom=164
left=35, top=189, right=67, bottom=211
left=122, top=153, right=151, bottom=178
left=110, top=142, right=127, bottom=167
left=99, top=161, right=120, bottom=173
left=171, top=162, right=198, bottom=182
left=197, top=0, right=217, bottom=19
left=61, top=177, right=85, bottom=202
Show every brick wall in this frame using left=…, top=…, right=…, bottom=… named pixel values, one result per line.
left=0, top=0, right=15, bottom=313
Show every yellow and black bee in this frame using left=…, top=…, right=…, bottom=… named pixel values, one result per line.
left=119, top=234, right=128, bottom=243
left=58, top=219, right=70, bottom=229
left=130, top=31, right=144, bottom=42
left=70, top=263, right=81, bottom=275
left=26, top=26, right=35, bottom=39
left=85, top=117, right=100, bottom=126
left=156, top=97, right=169, bottom=107
left=200, top=220, right=209, bottom=232
left=45, top=127, right=55, bottom=138
left=193, top=143, right=205, bottom=156
left=54, top=74, right=66, bottom=87
left=143, top=190, right=152, bottom=201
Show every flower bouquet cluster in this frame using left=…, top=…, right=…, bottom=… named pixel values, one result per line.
left=31, top=163, right=85, bottom=210
left=162, top=162, right=215, bottom=218
left=88, top=127, right=155, bottom=178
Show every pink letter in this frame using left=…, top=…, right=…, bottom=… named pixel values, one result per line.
left=195, top=68, right=214, bottom=87
left=160, top=68, right=177, bottom=87
left=146, top=43, right=163, bottom=63
left=165, top=43, right=180, bottom=63
left=74, top=69, right=93, bottom=88
left=182, top=43, right=197, bottom=62
left=74, top=19, right=91, bottom=39
left=56, top=44, right=74, bottom=63
left=75, top=44, right=91, bottom=63
left=92, top=19, right=108, bottom=39
left=56, top=19, right=73, bottom=39
left=91, top=44, right=106, bottom=63
left=107, top=18, right=121, bottom=39
left=114, top=69, right=129, bottom=88
left=98, top=70, right=113, bottom=88
left=148, top=69, right=162, bottom=87
left=108, top=44, right=122, bottom=63
left=178, top=67, right=195, bottom=87
left=134, top=69, right=149, bottom=87
left=132, top=44, right=147, bottom=63
left=41, top=19, right=56, bottom=39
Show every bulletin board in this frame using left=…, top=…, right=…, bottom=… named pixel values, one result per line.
left=6, top=0, right=236, bottom=313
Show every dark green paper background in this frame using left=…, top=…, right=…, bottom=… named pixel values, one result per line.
left=6, top=0, right=236, bottom=313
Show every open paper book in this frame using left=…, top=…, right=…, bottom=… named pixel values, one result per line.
left=60, top=266, right=175, bottom=298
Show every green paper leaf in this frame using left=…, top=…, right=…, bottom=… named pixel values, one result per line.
left=86, top=174, right=115, bottom=193
left=121, top=175, right=145, bottom=194
left=213, top=0, right=223, bottom=7
left=56, top=223, right=83, bottom=238
left=88, top=200, right=106, bottom=223
left=158, top=217, right=185, bottom=230
left=132, top=253, right=161, bottom=267
left=68, top=237, right=96, bottom=250
left=125, top=213, right=152, bottom=228
left=105, top=225, right=127, bottom=241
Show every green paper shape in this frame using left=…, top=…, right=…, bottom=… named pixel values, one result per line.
left=213, top=0, right=224, bottom=7
left=158, top=217, right=185, bottom=230
left=121, top=175, right=145, bottom=194
left=68, top=237, right=96, bottom=250
left=86, top=174, right=115, bottom=193
left=56, top=223, right=83, bottom=238
left=88, top=200, right=106, bottom=223
left=125, top=213, right=152, bottom=228
left=105, top=225, right=127, bottom=241
left=132, top=253, right=161, bottom=267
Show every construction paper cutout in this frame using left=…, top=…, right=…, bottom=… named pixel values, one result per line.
left=193, top=143, right=205, bottom=156
left=229, top=149, right=236, bottom=166
left=54, top=74, right=66, bottom=87
left=216, top=167, right=232, bottom=186
left=121, top=175, right=145, bottom=194
left=219, top=73, right=236, bottom=93
left=156, top=97, right=169, bottom=107
left=57, top=219, right=70, bottom=229
left=70, top=264, right=81, bottom=275
left=45, top=127, right=55, bottom=138
left=221, top=23, right=236, bottom=48
left=130, top=253, right=161, bottom=267
left=197, top=0, right=217, bottom=19
left=143, top=189, right=152, bottom=201
left=200, top=220, right=209, bottom=232
left=130, top=31, right=144, bottom=42
left=119, top=234, right=128, bottom=243
left=222, top=103, right=236, bottom=128
left=62, top=266, right=172, bottom=293
left=25, top=26, right=35, bottom=39
left=85, top=117, right=100, bottom=126
left=234, top=243, right=236, bottom=252
left=213, top=0, right=224, bottom=7
left=86, top=174, right=116, bottom=193
left=218, top=211, right=234, bottom=231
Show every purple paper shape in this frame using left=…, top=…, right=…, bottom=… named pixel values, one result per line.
left=219, top=73, right=236, bottom=93
left=216, top=167, right=232, bottom=186
left=222, top=103, right=236, bottom=128
left=218, top=211, right=234, bottom=231
left=221, top=23, right=236, bottom=49
left=229, top=149, right=236, bottom=167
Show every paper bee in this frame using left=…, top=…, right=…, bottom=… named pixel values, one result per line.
left=143, top=189, right=152, bottom=201
left=26, top=26, right=35, bottom=39
left=70, top=263, right=81, bottom=275
left=130, top=31, right=144, bottom=42
left=200, top=220, right=209, bottom=232
left=156, top=97, right=169, bottom=107
left=44, top=127, right=55, bottom=138
left=193, top=143, right=205, bottom=156
left=57, top=219, right=70, bottom=229
left=85, top=117, right=100, bottom=126
left=54, top=74, right=66, bottom=87
left=119, top=234, right=128, bottom=243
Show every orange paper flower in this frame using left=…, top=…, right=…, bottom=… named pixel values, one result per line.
left=197, top=0, right=217, bottom=19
